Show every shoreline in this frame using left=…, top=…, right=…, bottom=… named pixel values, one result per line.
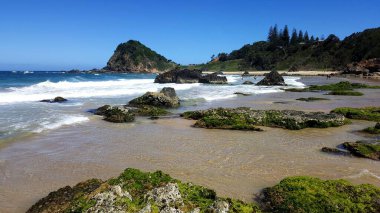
left=1, top=76, right=380, bottom=212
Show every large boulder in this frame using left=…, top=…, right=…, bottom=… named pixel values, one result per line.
left=256, top=70, right=286, bottom=86
left=199, top=73, right=228, bottom=84
left=128, top=87, right=180, bottom=108
left=95, top=105, right=135, bottom=123
left=154, top=69, right=227, bottom=84
left=343, top=58, right=380, bottom=75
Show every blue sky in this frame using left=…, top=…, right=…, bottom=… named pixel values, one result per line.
left=0, top=0, right=379, bottom=71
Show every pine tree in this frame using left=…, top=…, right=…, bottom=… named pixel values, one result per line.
left=304, top=31, right=310, bottom=43
left=315, top=37, right=320, bottom=41
left=298, top=30, right=304, bottom=42
left=290, top=29, right=298, bottom=45
left=273, top=24, right=279, bottom=43
left=310, top=35, right=315, bottom=43
left=281, top=25, right=290, bottom=45
left=268, top=26, right=274, bottom=42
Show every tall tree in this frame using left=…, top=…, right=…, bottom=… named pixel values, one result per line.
left=273, top=24, right=279, bottom=43
left=290, top=29, right=298, bottom=45
left=298, top=30, right=304, bottom=42
left=267, top=26, right=274, bottom=42
left=281, top=25, right=290, bottom=45
left=304, top=31, right=310, bottom=43
left=310, top=35, right=315, bottom=43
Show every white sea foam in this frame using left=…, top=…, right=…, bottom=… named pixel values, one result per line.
left=0, top=79, right=200, bottom=104
left=344, top=169, right=380, bottom=180
left=32, top=115, right=89, bottom=133
left=0, top=76, right=304, bottom=104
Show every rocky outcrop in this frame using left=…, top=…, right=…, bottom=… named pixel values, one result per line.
left=128, top=87, right=180, bottom=108
left=343, top=58, right=380, bottom=75
left=322, top=141, right=380, bottom=161
left=256, top=70, right=286, bottom=86
left=40, top=96, right=67, bottom=103
left=182, top=107, right=347, bottom=130
left=104, top=40, right=176, bottom=73
left=154, top=69, right=227, bottom=84
left=95, top=105, right=135, bottom=123
left=27, top=168, right=258, bottom=213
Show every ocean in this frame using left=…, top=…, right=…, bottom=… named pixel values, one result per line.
left=0, top=71, right=305, bottom=141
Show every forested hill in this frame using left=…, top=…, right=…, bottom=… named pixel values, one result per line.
left=186, top=26, right=380, bottom=71
left=104, top=40, right=177, bottom=73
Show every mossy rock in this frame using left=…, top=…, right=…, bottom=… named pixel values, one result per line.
left=363, top=123, right=380, bottom=134
left=135, top=105, right=170, bottom=117
left=28, top=168, right=259, bottom=213
left=259, top=176, right=380, bottom=213
left=343, top=141, right=380, bottom=160
left=296, top=97, right=330, bottom=102
left=309, top=81, right=380, bottom=91
left=102, top=106, right=135, bottom=123
left=326, top=90, right=363, bottom=96
left=182, top=107, right=347, bottom=130
left=331, top=107, right=380, bottom=121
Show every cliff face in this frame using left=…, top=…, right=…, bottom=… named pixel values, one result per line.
left=104, top=40, right=176, bottom=73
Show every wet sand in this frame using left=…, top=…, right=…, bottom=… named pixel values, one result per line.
left=1, top=77, right=380, bottom=212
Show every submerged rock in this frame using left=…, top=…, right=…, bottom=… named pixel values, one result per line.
left=343, top=141, right=380, bottom=161
left=182, top=107, right=347, bottom=130
left=322, top=140, right=380, bottom=161
left=40, top=96, right=67, bottom=103
left=154, top=69, right=227, bottom=84
left=363, top=123, right=380, bottom=134
left=256, top=70, right=286, bottom=86
left=128, top=87, right=180, bottom=108
left=243, top=80, right=254, bottom=85
left=27, top=168, right=258, bottom=213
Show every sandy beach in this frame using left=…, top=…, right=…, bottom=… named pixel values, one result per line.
left=0, top=76, right=379, bottom=212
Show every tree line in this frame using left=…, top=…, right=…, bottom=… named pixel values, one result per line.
left=267, top=24, right=322, bottom=46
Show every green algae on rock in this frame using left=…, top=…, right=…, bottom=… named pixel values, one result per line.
left=27, top=168, right=260, bottom=213
left=259, top=176, right=380, bottom=213
left=343, top=141, right=380, bottom=161
left=95, top=105, right=135, bottom=123
left=182, top=107, right=347, bottom=130
left=326, top=90, right=363, bottom=96
left=363, top=123, right=380, bottom=134
left=331, top=107, right=380, bottom=121
left=296, top=97, right=330, bottom=102
left=285, top=81, right=380, bottom=95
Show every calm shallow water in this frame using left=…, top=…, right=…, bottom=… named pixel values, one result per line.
left=0, top=75, right=380, bottom=212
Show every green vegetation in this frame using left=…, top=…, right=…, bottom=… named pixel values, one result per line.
left=343, top=141, right=380, bottom=160
left=327, top=90, right=363, bottom=96
left=285, top=81, right=380, bottom=96
left=28, top=168, right=259, bottom=212
left=296, top=97, right=329, bottom=102
left=260, top=176, right=380, bottom=213
left=363, top=123, right=380, bottom=134
left=135, top=106, right=169, bottom=117
left=308, top=81, right=380, bottom=91
left=103, top=107, right=135, bottom=123
left=331, top=107, right=380, bottom=121
left=185, top=27, right=380, bottom=71
left=28, top=168, right=380, bottom=213
left=182, top=107, right=347, bottom=130
left=183, top=59, right=244, bottom=71
left=106, top=40, right=176, bottom=72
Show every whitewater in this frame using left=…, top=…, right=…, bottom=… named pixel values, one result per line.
left=0, top=71, right=305, bottom=140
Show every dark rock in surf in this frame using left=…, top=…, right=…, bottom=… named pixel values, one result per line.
left=40, top=96, right=68, bottom=103
left=128, top=87, right=180, bottom=108
left=256, top=70, right=286, bottom=86
left=154, top=69, right=227, bottom=84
